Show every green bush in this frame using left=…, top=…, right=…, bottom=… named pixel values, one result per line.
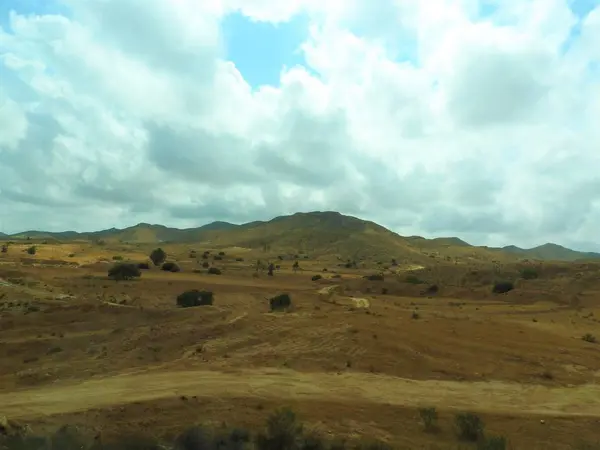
left=520, top=268, right=538, bottom=280
left=418, top=407, right=438, bottom=432
left=176, top=290, right=214, bottom=308
left=108, top=263, right=141, bottom=281
left=208, top=267, right=222, bottom=275
left=270, top=294, right=291, bottom=312
left=161, top=262, right=180, bottom=272
left=311, top=274, right=322, bottom=281
left=492, top=281, right=514, bottom=294
left=26, top=246, right=36, bottom=255
left=455, top=412, right=484, bottom=441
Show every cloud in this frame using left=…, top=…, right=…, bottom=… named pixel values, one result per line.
left=0, top=0, right=599, bottom=251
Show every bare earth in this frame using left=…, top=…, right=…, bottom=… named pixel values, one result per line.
left=1, top=241, right=599, bottom=448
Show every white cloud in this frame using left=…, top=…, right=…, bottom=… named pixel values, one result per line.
left=0, top=0, right=599, bottom=251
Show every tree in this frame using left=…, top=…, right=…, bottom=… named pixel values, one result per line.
left=149, top=248, right=167, bottom=266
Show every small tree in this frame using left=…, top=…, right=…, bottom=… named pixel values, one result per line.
left=108, top=263, right=141, bottom=281
left=26, top=246, right=36, bottom=255
left=149, top=248, right=167, bottom=266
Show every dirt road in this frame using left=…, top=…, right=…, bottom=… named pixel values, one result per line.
left=3, top=368, right=599, bottom=420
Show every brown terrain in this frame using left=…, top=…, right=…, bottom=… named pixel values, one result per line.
left=0, top=211, right=599, bottom=449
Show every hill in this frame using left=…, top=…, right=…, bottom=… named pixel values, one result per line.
left=3, top=211, right=598, bottom=262
left=498, top=243, right=600, bottom=261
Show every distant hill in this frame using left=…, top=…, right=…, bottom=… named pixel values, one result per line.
left=498, top=243, right=600, bottom=262
left=2, top=211, right=598, bottom=262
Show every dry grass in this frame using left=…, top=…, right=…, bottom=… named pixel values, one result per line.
left=0, top=239, right=599, bottom=449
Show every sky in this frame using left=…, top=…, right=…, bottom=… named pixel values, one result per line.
left=0, top=0, right=599, bottom=251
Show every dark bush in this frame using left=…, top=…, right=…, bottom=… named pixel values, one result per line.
left=137, top=262, right=150, bottom=270
left=364, top=274, right=384, bottom=281
left=492, top=281, right=514, bottom=294
left=270, top=294, right=291, bottom=311
left=423, top=284, right=439, bottom=295
left=311, top=274, right=322, bottom=281
left=176, top=290, right=214, bottom=308
left=454, top=412, right=484, bottom=441
left=161, top=262, right=181, bottom=272
left=405, top=274, right=423, bottom=284
left=26, top=246, right=36, bottom=255
left=208, top=267, right=222, bottom=275
left=255, top=408, right=302, bottom=450
left=520, top=268, right=538, bottom=280
left=418, top=407, right=438, bottom=432
left=108, top=263, right=141, bottom=281
left=150, top=248, right=167, bottom=266
left=214, top=255, right=223, bottom=261
left=112, top=255, right=123, bottom=261
left=219, top=251, right=225, bottom=256
left=202, top=261, right=210, bottom=268
left=478, top=435, right=507, bottom=450
left=236, top=257, right=244, bottom=262
left=1, top=244, right=7, bottom=253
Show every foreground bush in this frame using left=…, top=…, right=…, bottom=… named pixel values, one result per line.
left=176, top=290, right=214, bottom=308
left=108, top=263, right=141, bottom=281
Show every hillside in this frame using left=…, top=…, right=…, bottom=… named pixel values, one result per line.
left=498, top=243, right=600, bottom=262
left=3, top=211, right=598, bottom=262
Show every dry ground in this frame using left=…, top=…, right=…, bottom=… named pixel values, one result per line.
left=1, top=241, right=599, bottom=448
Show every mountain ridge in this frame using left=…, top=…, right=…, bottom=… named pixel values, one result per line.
left=2, top=211, right=598, bottom=262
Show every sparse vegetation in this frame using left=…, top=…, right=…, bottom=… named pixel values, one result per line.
left=161, top=262, right=180, bottom=272
left=405, top=274, right=423, bottom=284
left=150, top=247, right=167, bottom=266
left=208, top=267, right=222, bottom=275
left=311, top=274, right=322, bottom=281
left=176, top=289, right=214, bottom=307
left=108, top=263, right=141, bottom=281
left=112, top=255, right=123, bottom=261
left=1, top=244, right=7, bottom=253
left=364, top=274, right=384, bottom=281
left=26, top=245, right=36, bottom=255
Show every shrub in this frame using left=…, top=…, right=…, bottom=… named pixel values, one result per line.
left=1, top=244, right=7, bottom=253
left=255, top=408, right=303, bottom=450
left=176, top=290, right=214, bottom=308
left=424, top=284, right=439, bottom=295
left=270, top=294, right=291, bottom=312
left=311, top=274, right=322, bottom=281
left=202, top=261, right=210, bottom=268
left=150, top=248, right=167, bottom=266
left=112, top=255, right=123, bottom=261
left=26, top=246, right=36, bottom=255
left=582, top=333, right=597, bottom=343
left=108, top=263, right=141, bottom=281
left=418, top=407, right=438, bottom=432
left=161, top=262, right=181, bottom=272
left=208, top=267, right=222, bottom=275
left=219, top=251, right=226, bottom=256
left=405, top=274, right=423, bottom=284
left=137, top=262, right=150, bottom=270
left=236, top=257, right=244, bottom=262
left=454, top=412, right=484, bottom=441
left=214, top=255, right=223, bottom=261
left=520, top=268, right=538, bottom=280
left=478, top=435, right=507, bottom=450
left=364, top=274, right=384, bottom=281
left=492, top=281, right=514, bottom=294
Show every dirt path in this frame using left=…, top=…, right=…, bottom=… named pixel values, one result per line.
left=3, top=368, right=599, bottom=420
